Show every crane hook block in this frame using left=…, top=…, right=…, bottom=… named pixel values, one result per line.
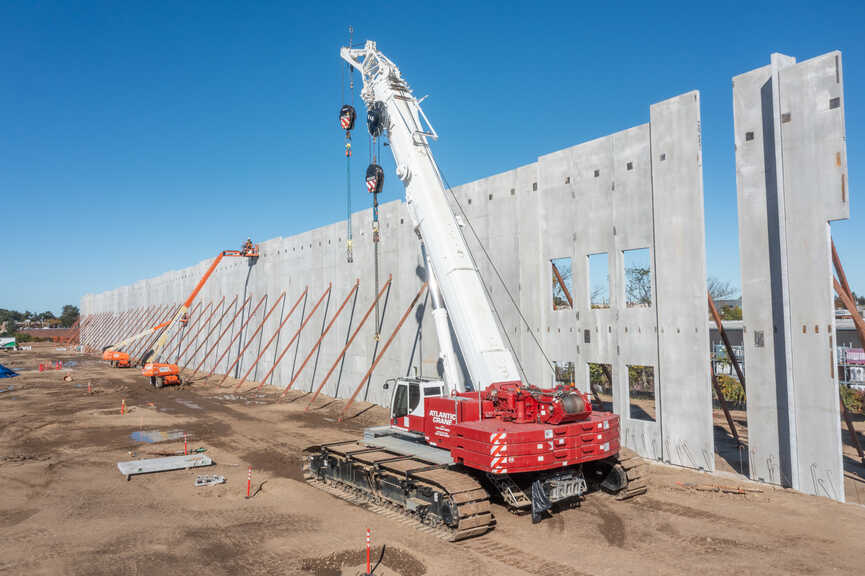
left=340, top=104, right=356, bottom=131
left=367, top=101, right=388, bottom=137
left=366, top=163, right=384, bottom=195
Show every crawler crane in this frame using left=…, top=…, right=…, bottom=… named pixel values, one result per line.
left=303, top=41, right=646, bottom=541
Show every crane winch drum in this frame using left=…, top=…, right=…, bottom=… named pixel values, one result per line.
left=366, top=101, right=388, bottom=137
left=340, top=104, right=356, bottom=130
left=366, top=163, right=384, bottom=194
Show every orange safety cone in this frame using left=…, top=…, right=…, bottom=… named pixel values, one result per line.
left=121, top=399, right=126, bottom=415
left=366, top=528, right=371, bottom=574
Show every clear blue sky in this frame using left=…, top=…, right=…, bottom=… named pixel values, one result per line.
left=1, top=1, right=863, bottom=313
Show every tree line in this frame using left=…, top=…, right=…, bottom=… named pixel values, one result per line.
left=1, top=305, right=79, bottom=335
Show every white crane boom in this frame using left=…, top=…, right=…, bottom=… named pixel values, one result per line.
left=341, top=41, right=521, bottom=393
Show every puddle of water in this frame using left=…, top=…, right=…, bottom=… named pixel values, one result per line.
left=175, top=398, right=202, bottom=410
left=130, top=430, right=185, bottom=443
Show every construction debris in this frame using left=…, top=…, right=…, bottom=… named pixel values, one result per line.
left=195, top=474, right=225, bottom=487
left=676, top=481, right=763, bottom=494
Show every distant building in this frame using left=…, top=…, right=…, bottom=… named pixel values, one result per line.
left=709, top=319, right=863, bottom=386
left=714, top=297, right=742, bottom=315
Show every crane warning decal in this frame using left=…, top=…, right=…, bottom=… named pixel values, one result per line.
left=490, top=432, right=508, bottom=474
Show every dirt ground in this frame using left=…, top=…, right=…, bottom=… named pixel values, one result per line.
left=1, top=344, right=864, bottom=575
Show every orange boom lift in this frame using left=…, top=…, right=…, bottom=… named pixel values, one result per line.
left=100, top=303, right=177, bottom=368
left=140, top=239, right=259, bottom=388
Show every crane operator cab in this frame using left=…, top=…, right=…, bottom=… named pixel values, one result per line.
left=386, top=377, right=444, bottom=432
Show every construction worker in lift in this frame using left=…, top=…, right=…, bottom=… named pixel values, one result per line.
left=242, top=237, right=253, bottom=255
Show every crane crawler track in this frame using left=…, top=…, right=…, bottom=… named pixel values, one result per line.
left=613, top=447, right=648, bottom=500
left=303, top=442, right=494, bottom=541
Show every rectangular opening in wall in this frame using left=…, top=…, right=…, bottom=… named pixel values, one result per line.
left=588, top=362, right=613, bottom=412
left=628, top=365, right=656, bottom=421
left=553, top=360, right=574, bottom=387
left=588, top=253, right=610, bottom=309
left=551, top=257, right=573, bottom=310
left=623, top=248, right=652, bottom=308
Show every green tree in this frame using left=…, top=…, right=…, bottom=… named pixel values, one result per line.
left=625, top=265, right=652, bottom=307
left=720, top=305, right=742, bottom=321
left=60, top=305, right=79, bottom=327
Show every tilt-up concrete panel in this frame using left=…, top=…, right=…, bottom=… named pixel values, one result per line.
left=650, top=92, right=714, bottom=470
left=536, top=124, right=665, bottom=462
left=735, top=51, right=848, bottom=500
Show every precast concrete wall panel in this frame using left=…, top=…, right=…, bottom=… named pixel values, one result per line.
left=650, top=92, right=714, bottom=470
left=779, top=54, right=848, bottom=501
left=515, top=163, right=546, bottom=387
left=541, top=125, right=666, bottom=462
left=735, top=51, right=848, bottom=500
left=733, top=56, right=794, bottom=486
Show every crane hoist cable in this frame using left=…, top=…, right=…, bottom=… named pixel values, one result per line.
left=366, top=101, right=387, bottom=340
left=341, top=26, right=356, bottom=264
left=428, top=148, right=556, bottom=380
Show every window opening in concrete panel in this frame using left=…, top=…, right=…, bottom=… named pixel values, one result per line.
left=745, top=131, right=754, bottom=141
left=588, top=253, right=610, bottom=309
left=553, top=360, right=574, bottom=388
left=628, top=365, right=656, bottom=422
left=532, top=182, right=538, bottom=191
left=593, top=169, right=600, bottom=178
left=626, top=161, right=633, bottom=171
left=551, top=257, right=573, bottom=310
left=565, top=176, right=570, bottom=184
left=623, top=248, right=652, bottom=308
left=659, top=153, right=666, bottom=162
left=588, top=362, right=613, bottom=412
left=830, top=96, right=840, bottom=109
left=510, top=188, right=515, bottom=196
